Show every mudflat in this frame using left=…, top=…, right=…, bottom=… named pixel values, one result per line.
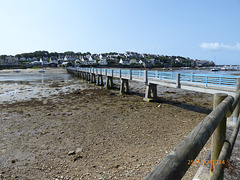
left=0, top=74, right=215, bottom=179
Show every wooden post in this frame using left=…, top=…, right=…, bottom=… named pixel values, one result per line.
left=111, top=69, right=113, bottom=77
left=211, top=93, right=228, bottom=178
left=144, top=70, right=148, bottom=85
left=119, top=69, right=122, bottom=79
left=176, top=73, right=181, bottom=88
left=233, top=77, right=240, bottom=125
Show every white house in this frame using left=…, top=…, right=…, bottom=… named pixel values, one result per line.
left=88, top=59, right=97, bottom=65
left=119, top=58, right=130, bottom=65
left=99, top=54, right=107, bottom=60
left=32, top=57, right=38, bottom=61
left=98, top=59, right=108, bottom=65
left=31, top=61, right=41, bottom=65
left=149, top=58, right=155, bottom=65
left=64, top=55, right=77, bottom=62
left=27, top=57, right=32, bottom=61
left=49, top=57, right=58, bottom=65
left=39, top=58, right=49, bottom=66
left=129, top=59, right=138, bottom=64
left=19, top=57, right=27, bottom=62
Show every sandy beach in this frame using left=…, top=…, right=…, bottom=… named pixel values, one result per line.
left=0, top=68, right=239, bottom=179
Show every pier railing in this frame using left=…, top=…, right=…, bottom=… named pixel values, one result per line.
left=73, top=67, right=238, bottom=88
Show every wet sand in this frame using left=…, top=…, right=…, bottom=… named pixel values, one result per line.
left=0, top=68, right=238, bottom=179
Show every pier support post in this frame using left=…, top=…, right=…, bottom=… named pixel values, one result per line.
left=176, top=73, right=181, bottom=88
left=91, top=73, right=96, bottom=83
left=143, top=83, right=157, bottom=102
left=120, top=79, right=129, bottom=95
left=86, top=72, right=91, bottom=81
left=233, top=77, right=240, bottom=125
left=74, top=70, right=77, bottom=76
left=106, top=76, right=114, bottom=89
left=76, top=71, right=79, bottom=77
left=80, top=71, right=83, bottom=79
left=210, top=93, right=228, bottom=178
left=83, top=72, right=86, bottom=79
left=97, top=75, right=104, bottom=86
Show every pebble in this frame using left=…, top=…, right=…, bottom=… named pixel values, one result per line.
left=68, top=151, right=75, bottom=156
left=76, top=147, right=82, bottom=153
left=66, top=112, right=73, bottom=116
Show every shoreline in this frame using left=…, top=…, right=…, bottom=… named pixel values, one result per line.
left=0, top=72, right=214, bottom=179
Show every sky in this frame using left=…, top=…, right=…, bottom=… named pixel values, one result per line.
left=0, top=0, right=240, bottom=65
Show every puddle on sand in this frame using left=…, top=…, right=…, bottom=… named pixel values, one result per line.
left=0, top=68, right=100, bottom=104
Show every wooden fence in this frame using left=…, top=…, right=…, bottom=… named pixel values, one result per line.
left=145, top=78, right=240, bottom=180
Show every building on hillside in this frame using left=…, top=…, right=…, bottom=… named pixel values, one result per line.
left=119, top=58, right=130, bottom=65
left=98, top=59, right=108, bottom=65
left=139, top=59, right=153, bottom=68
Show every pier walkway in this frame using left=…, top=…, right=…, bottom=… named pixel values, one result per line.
left=67, top=67, right=238, bottom=97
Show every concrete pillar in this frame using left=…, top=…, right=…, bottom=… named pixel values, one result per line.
left=80, top=71, right=83, bottom=78
left=97, top=75, right=104, bottom=86
left=83, top=72, right=86, bottom=79
left=76, top=71, right=79, bottom=77
left=210, top=93, right=228, bottom=178
left=87, top=72, right=91, bottom=81
left=176, top=73, right=181, bottom=88
left=143, top=83, right=157, bottom=102
left=91, top=73, right=96, bottom=83
left=233, top=77, right=240, bottom=125
left=106, top=76, right=113, bottom=89
left=120, top=79, right=129, bottom=95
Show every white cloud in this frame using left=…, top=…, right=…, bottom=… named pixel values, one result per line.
left=200, top=42, right=240, bottom=51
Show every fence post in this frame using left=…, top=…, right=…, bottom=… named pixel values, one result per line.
left=210, top=93, right=228, bottom=178
left=130, top=69, right=132, bottom=80
left=144, top=70, right=148, bottom=85
left=233, top=77, right=240, bottom=125
left=111, top=69, right=113, bottom=77
left=119, top=69, right=122, bottom=79
left=176, top=73, right=181, bottom=88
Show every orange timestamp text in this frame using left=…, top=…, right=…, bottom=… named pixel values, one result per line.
left=188, top=160, right=226, bottom=165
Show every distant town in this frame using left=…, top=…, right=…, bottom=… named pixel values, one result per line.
left=0, top=50, right=216, bottom=69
